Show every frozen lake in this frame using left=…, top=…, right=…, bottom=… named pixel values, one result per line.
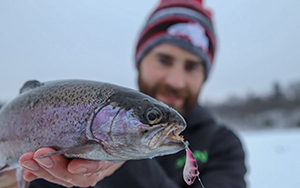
left=239, top=128, right=300, bottom=188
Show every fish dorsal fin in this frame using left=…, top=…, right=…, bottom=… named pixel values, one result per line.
left=19, top=80, right=43, bottom=94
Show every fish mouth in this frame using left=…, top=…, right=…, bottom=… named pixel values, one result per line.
left=148, top=123, right=186, bottom=150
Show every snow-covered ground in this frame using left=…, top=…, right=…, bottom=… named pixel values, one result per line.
left=239, top=128, right=300, bottom=188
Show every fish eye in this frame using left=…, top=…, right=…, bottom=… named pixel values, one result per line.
left=146, top=108, right=162, bottom=125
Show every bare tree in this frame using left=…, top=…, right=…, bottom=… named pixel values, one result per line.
left=270, top=81, right=284, bottom=101
left=288, top=81, right=300, bottom=100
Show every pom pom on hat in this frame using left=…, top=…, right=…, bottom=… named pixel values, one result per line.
left=135, top=0, right=217, bottom=80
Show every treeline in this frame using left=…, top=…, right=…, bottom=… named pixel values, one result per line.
left=210, top=81, right=300, bottom=115
left=208, top=80, right=300, bottom=129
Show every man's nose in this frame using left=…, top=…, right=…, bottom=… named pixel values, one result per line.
left=165, top=67, right=186, bottom=89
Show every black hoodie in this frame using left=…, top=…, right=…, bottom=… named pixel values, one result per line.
left=30, top=104, right=246, bottom=188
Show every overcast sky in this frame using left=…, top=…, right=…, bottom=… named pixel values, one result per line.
left=1, top=0, right=299, bottom=103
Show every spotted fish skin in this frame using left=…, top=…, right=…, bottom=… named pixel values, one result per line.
left=0, top=80, right=115, bottom=168
left=0, top=79, right=187, bottom=188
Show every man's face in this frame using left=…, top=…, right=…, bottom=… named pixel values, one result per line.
left=138, top=43, right=205, bottom=117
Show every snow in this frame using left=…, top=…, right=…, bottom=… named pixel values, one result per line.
left=239, top=129, right=300, bottom=188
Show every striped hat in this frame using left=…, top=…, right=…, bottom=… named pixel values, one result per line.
left=135, top=0, right=217, bottom=80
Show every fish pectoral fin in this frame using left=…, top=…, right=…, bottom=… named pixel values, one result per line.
left=33, top=147, right=78, bottom=159
left=107, top=160, right=124, bottom=163
left=34, top=141, right=108, bottom=160
left=62, top=142, right=109, bottom=160
left=33, top=144, right=93, bottom=159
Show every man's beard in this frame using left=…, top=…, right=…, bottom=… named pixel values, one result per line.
left=138, top=74, right=199, bottom=117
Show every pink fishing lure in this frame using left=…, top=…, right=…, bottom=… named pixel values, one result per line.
left=183, top=146, right=205, bottom=187
left=183, top=148, right=199, bottom=185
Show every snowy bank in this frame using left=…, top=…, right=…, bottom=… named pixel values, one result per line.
left=239, top=128, right=300, bottom=188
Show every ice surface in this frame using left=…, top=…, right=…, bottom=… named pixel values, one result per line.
left=239, top=128, right=300, bottom=188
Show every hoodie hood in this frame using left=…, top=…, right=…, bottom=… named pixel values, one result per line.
left=185, top=104, right=216, bottom=130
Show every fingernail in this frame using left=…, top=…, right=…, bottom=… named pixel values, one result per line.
left=21, top=160, right=39, bottom=171
left=36, top=157, right=54, bottom=169
left=71, top=167, right=88, bottom=174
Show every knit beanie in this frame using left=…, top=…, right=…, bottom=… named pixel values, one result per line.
left=135, top=0, right=217, bottom=80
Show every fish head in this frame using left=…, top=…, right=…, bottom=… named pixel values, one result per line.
left=135, top=100, right=187, bottom=158
left=90, top=88, right=187, bottom=160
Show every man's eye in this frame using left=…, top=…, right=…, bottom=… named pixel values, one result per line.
left=159, top=57, right=170, bottom=65
left=185, top=64, right=197, bottom=71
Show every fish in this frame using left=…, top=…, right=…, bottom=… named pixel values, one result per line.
left=0, top=79, right=187, bottom=188
left=183, top=144, right=205, bottom=188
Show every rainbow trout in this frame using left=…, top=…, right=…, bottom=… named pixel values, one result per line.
left=0, top=79, right=187, bottom=188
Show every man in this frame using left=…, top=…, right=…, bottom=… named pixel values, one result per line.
left=17, top=0, right=247, bottom=187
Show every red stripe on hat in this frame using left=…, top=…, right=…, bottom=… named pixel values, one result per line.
left=135, top=31, right=168, bottom=61
left=137, top=16, right=198, bottom=49
left=155, top=0, right=212, bottom=23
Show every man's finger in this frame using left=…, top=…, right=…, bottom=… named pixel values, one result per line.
left=68, top=159, right=103, bottom=174
left=19, top=149, right=73, bottom=187
left=33, top=148, right=104, bottom=187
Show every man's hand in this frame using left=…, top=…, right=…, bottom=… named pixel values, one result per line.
left=19, top=148, right=125, bottom=187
